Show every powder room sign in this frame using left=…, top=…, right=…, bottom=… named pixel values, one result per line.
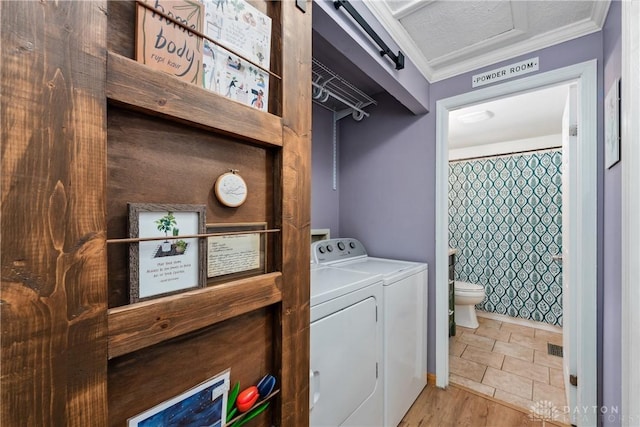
left=471, top=57, right=539, bottom=88
left=136, top=0, right=204, bottom=85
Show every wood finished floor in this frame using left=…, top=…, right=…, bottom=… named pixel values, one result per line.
left=399, top=383, right=568, bottom=427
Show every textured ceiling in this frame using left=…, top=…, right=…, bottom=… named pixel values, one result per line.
left=366, top=0, right=611, bottom=82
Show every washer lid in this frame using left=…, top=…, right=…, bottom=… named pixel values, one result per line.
left=455, top=281, right=484, bottom=291
left=332, top=257, right=427, bottom=284
left=310, top=265, right=382, bottom=306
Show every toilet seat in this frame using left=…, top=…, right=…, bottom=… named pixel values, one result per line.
left=454, top=281, right=485, bottom=329
left=455, top=281, right=484, bottom=294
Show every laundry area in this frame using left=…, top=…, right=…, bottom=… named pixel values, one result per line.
left=309, top=3, right=432, bottom=425
left=2, top=0, right=628, bottom=426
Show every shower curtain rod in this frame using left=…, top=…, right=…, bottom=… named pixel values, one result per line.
left=449, top=146, right=562, bottom=163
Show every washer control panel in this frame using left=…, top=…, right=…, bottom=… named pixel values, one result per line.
left=311, top=238, right=367, bottom=264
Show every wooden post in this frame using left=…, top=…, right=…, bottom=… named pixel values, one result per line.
left=278, top=1, right=312, bottom=426
left=1, top=1, right=108, bottom=425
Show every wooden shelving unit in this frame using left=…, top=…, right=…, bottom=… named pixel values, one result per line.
left=1, top=1, right=311, bottom=426
left=107, top=272, right=283, bottom=359
left=107, top=51, right=284, bottom=147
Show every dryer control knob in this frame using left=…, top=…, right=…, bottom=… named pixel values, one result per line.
left=326, top=245, right=333, bottom=252
left=337, top=242, right=345, bottom=251
left=318, top=246, right=325, bottom=254
left=349, top=242, right=356, bottom=249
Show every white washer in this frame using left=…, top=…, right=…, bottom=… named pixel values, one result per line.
left=309, top=263, right=384, bottom=427
left=312, top=238, right=428, bottom=427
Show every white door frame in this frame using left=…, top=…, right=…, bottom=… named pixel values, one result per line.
left=621, top=0, right=640, bottom=422
left=435, top=60, right=598, bottom=417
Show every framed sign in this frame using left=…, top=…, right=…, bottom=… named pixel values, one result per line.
left=128, top=369, right=230, bottom=427
left=128, top=203, right=206, bottom=303
left=605, top=78, right=621, bottom=169
left=206, top=222, right=267, bottom=282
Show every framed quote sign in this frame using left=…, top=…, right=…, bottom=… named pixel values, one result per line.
left=128, top=203, right=206, bottom=303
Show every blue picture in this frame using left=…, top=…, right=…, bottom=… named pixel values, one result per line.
left=129, top=371, right=230, bottom=427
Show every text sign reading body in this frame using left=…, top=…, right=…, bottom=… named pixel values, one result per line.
left=472, top=57, right=540, bottom=88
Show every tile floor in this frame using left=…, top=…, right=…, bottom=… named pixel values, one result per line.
left=449, top=315, right=570, bottom=424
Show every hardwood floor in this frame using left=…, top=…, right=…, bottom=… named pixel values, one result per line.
left=399, top=383, right=569, bottom=427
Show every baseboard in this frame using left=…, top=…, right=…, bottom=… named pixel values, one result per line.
left=476, top=311, right=563, bottom=334
left=427, top=373, right=437, bottom=386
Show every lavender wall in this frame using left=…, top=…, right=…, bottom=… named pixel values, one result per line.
left=311, top=104, right=340, bottom=235
left=339, top=33, right=605, bottom=377
left=602, top=1, right=622, bottom=423
left=339, top=93, right=431, bottom=258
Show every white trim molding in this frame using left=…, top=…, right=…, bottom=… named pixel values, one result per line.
left=364, top=1, right=610, bottom=83
left=621, top=0, right=640, bottom=423
left=435, top=61, right=598, bottom=423
left=476, top=311, right=563, bottom=335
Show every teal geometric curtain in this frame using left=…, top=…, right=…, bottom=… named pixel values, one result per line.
left=448, top=150, right=563, bottom=326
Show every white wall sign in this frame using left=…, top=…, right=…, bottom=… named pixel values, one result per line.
left=207, top=233, right=261, bottom=278
left=472, top=57, right=540, bottom=88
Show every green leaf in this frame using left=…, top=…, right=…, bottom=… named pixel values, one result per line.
left=230, top=402, right=270, bottom=427
left=227, top=382, right=240, bottom=416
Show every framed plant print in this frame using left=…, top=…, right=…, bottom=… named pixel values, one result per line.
left=128, top=203, right=206, bottom=303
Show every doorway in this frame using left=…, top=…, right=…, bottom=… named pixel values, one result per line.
left=445, top=82, right=572, bottom=416
left=435, top=60, right=597, bottom=420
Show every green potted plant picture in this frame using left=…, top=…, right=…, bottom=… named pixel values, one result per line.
left=155, top=212, right=177, bottom=252
left=175, top=239, right=187, bottom=254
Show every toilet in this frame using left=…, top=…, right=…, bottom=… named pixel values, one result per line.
left=454, top=281, right=486, bottom=329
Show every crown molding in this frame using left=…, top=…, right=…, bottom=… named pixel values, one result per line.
left=390, top=0, right=435, bottom=20
left=591, top=0, right=612, bottom=28
left=429, top=16, right=606, bottom=82
left=365, top=0, right=611, bottom=84
left=364, top=0, right=436, bottom=81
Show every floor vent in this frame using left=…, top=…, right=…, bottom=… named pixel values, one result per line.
left=548, top=343, right=563, bottom=357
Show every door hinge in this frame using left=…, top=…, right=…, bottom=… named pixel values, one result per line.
left=376, top=363, right=379, bottom=378
left=569, top=124, right=578, bottom=137
left=376, top=306, right=378, bottom=322
left=570, top=374, right=578, bottom=387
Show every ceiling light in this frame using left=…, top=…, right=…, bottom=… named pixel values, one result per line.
left=457, top=110, right=494, bottom=124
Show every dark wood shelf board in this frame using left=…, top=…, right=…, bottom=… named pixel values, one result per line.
left=108, top=272, right=282, bottom=359
left=106, top=51, right=283, bottom=148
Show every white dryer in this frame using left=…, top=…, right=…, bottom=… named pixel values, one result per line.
left=312, top=239, right=428, bottom=427
left=309, top=263, right=384, bottom=427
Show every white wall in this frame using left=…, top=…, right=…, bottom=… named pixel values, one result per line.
left=449, top=134, right=561, bottom=161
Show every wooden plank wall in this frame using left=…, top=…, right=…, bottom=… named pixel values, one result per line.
left=1, top=1, right=109, bottom=425
left=106, top=107, right=277, bottom=307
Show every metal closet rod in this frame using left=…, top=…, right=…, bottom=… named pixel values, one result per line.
left=333, top=0, right=405, bottom=70
left=311, top=81, right=370, bottom=118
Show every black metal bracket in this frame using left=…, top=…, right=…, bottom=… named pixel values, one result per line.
left=333, top=0, right=405, bottom=70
